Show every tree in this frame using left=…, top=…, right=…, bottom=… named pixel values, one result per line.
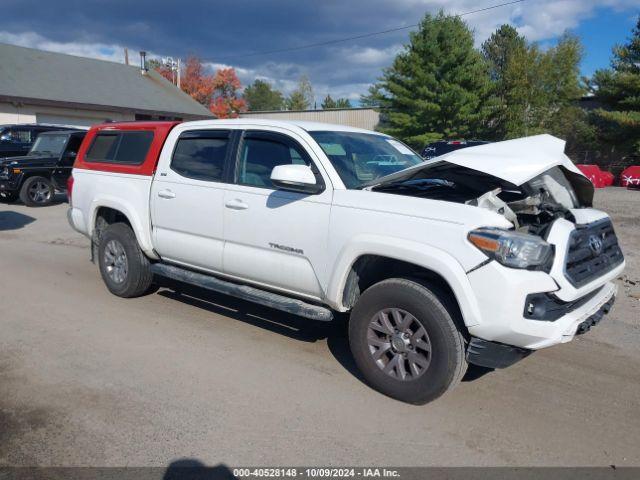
left=366, top=12, right=491, bottom=147
left=591, top=17, right=640, bottom=154
left=148, top=58, right=175, bottom=84
left=243, top=79, right=284, bottom=111
left=209, top=68, right=247, bottom=118
left=491, top=32, right=585, bottom=140
left=286, top=75, right=314, bottom=110
left=481, top=25, right=526, bottom=139
left=321, top=94, right=337, bottom=109
left=181, top=56, right=216, bottom=106
left=321, top=95, right=352, bottom=109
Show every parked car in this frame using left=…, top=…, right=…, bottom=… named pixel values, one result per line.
left=0, top=130, right=86, bottom=206
left=621, top=166, right=640, bottom=189
left=67, top=121, right=624, bottom=404
left=0, top=124, right=79, bottom=159
left=575, top=164, right=614, bottom=188
left=421, top=140, right=490, bottom=159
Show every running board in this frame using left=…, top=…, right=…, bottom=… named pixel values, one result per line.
left=151, top=263, right=333, bottom=322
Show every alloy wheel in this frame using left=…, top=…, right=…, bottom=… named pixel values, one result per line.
left=367, top=308, right=432, bottom=381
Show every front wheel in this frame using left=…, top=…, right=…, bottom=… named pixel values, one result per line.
left=19, top=176, right=55, bottom=207
left=98, top=223, right=154, bottom=298
left=349, top=278, right=467, bottom=404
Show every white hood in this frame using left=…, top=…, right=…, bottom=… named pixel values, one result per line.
left=438, top=134, right=583, bottom=186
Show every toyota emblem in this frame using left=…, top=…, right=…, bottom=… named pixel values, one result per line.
left=588, top=235, right=604, bottom=256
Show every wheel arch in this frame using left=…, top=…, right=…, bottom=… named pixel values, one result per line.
left=89, top=198, right=157, bottom=259
left=326, top=236, right=483, bottom=328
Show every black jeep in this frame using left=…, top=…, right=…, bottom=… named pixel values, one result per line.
left=0, top=130, right=86, bottom=206
left=0, top=124, right=79, bottom=159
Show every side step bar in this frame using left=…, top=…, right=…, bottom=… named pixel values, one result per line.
left=151, top=263, right=333, bottom=322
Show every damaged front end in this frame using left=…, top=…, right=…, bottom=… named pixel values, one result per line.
left=367, top=134, right=595, bottom=237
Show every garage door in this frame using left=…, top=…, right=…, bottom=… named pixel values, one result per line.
left=36, top=113, right=111, bottom=128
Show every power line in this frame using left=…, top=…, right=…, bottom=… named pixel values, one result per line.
left=208, top=0, right=526, bottom=63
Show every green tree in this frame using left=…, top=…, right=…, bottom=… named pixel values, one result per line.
left=367, top=12, right=491, bottom=147
left=321, top=95, right=352, bottom=109
left=591, top=17, right=640, bottom=154
left=286, top=75, right=314, bottom=110
left=243, top=79, right=284, bottom=111
left=501, top=33, right=585, bottom=139
left=321, top=94, right=337, bottom=109
left=481, top=25, right=526, bottom=140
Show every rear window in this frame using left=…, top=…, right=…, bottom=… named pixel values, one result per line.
left=86, top=131, right=154, bottom=164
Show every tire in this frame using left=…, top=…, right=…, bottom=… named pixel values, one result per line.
left=349, top=278, right=467, bottom=404
left=98, top=223, right=154, bottom=298
left=19, top=176, right=55, bottom=207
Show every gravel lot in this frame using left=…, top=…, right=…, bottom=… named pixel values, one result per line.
left=0, top=188, right=639, bottom=467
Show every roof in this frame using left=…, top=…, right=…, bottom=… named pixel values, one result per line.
left=0, top=43, right=213, bottom=118
left=182, top=118, right=383, bottom=134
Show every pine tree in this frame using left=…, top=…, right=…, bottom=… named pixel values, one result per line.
left=481, top=25, right=526, bottom=140
left=591, top=17, right=640, bottom=154
left=366, top=11, right=491, bottom=148
left=244, top=79, right=284, bottom=111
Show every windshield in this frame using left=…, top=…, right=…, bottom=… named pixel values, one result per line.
left=309, top=131, right=423, bottom=189
left=29, top=134, right=68, bottom=155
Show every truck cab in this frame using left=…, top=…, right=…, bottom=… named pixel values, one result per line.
left=0, top=130, right=86, bottom=206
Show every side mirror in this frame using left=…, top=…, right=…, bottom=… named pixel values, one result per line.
left=270, top=164, right=322, bottom=194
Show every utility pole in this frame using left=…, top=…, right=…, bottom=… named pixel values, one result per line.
left=124, top=48, right=129, bottom=65
left=177, top=58, right=181, bottom=89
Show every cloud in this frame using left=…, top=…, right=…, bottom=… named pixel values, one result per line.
left=0, top=0, right=638, bottom=104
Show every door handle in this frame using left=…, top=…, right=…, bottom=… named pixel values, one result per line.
left=157, top=189, right=176, bottom=199
left=225, top=198, right=249, bottom=210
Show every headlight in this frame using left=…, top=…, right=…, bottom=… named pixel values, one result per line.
left=468, top=228, right=553, bottom=270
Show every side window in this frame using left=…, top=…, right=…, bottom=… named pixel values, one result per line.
left=171, top=131, right=229, bottom=182
left=8, top=128, right=32, bottom=143
left=85, top=131, right=154, bottom=164
left=238, top=134, right=310, bottom=188
left=61, top=136, right=83, bottom=166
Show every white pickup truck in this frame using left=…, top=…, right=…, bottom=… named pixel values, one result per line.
left=67, top=119, right=624, bottom=404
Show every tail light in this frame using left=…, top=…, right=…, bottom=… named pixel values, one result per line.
left=67, top=174, right=74, bottom=206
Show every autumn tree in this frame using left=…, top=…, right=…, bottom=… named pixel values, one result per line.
left=210, top=68, right=247, bottom=118
left=148, top=58, right=175, bottom=84
left=286, top=75, right=314, bottom=110
left=180, top=56, right=216, bottom=106
left=244, top=79, right=284, bottom=111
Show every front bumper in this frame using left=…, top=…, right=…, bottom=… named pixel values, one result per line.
left=466, top=259, right=621, bottom=350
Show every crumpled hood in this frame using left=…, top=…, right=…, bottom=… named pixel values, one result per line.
left=438, top=134, right=583, bottom=185
left=371, top=134, right=594, bottom=206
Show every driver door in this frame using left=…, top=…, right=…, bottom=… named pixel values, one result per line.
left=222, top=130, right=332, bottom=299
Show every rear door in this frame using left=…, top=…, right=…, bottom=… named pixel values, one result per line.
left=222, top=129, right=332, bottom=299
left=151, top=129, right=233, bottom=273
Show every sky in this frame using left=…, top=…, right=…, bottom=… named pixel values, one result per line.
left=0, top=0, right=638, bottom=105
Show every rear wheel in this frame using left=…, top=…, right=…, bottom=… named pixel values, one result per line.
left=98, top=223, right=154, bottom=298
left=349, top=278, right=467, bottom=404
left=19, top=176, right=55, bottom=207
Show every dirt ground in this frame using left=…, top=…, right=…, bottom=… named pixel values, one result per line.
left=0, top=187, right=638, bottom=467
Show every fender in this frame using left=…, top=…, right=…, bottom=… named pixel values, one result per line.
left=325, top=234, right=483, bottom=327
left=88, top=195, right=159, bottom=259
